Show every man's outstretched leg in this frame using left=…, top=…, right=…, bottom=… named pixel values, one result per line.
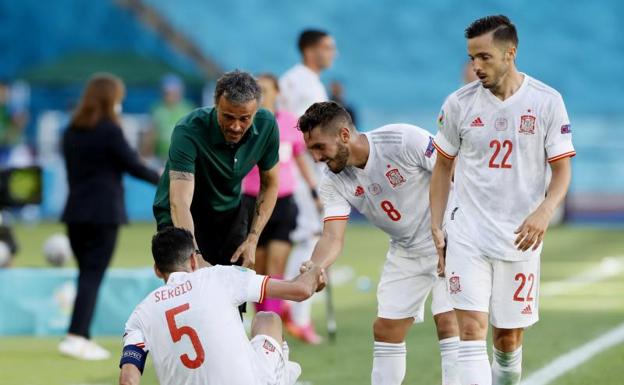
left=251, top=312, right=301, bottom=385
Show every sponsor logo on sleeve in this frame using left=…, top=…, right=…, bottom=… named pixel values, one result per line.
left=561, top=124, right=571, bottom=134
left=263, top=339, right=276, bottom=353
left=437, top=110, right=445, bottom=128
left=425, top=137, right=436, bottom=158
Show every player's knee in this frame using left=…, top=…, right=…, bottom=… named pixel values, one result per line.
left=493, top=328, right=523, bottom=351
left=373, top=317, right=410, bottom=343
left=458, top=316, right=488, bottom=340
left=434, top=311, right=459, bottom=339
left=252, top=311, right=282, bottom=339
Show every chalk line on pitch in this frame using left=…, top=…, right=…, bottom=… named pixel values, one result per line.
left=520, top=322, right=624, bottom=385
left=520, top=255, right=624, bottom=385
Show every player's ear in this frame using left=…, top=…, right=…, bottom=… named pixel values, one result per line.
left=190, top=253, right=198, bottom=272
left=154, top=264, right=164, bottom=279
left=339, top=126, right=350, bottom=143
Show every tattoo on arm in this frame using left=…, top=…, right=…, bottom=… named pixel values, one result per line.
left=255, top=198, right=264, bottom=216
left=169, top=170, right=194, bottom=181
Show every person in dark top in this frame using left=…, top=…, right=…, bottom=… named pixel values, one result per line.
left=58, top=73, right=160, bottom=361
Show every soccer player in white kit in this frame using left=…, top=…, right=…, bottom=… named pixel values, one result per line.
left=430, top=16, right=575, bottom=385
left=278, top=29, right=337, bottom=343
left=117, top=227, right=325, bottom=385
left=297, top=101, right=460, bottom=385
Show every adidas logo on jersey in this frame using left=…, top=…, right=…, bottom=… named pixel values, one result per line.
left=521, top=304, right=533, bottom=315
left=470, top=117, right=484, bottom=127
left=355, top=185, right=365, bottom=197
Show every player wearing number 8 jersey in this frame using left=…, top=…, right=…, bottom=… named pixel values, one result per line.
left=297, top=101, right=460, bottom=385
left=430, top=15, right=575, bottom=385
left=118, top=227, right=325, bottom=385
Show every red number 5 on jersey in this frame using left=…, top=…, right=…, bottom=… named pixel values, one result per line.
left=381, top=200, right=402, bottom=221
left=165, top=303, right=206, bottom=369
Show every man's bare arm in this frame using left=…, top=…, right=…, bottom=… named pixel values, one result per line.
left=309, top=219, right=348, bottom=269
left=429, top=155, right=454, bottom=275
left=119, top=364, right=141, bottom=385
left=265, top=265, right=325, bottom=301
left=231, top=164, right=279, bottom=267
left=169, top=170, right=196, bottom=243
left=515, top=157, right=572, bottom=251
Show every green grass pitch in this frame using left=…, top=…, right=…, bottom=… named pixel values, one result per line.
left=1, top=222, right=623, bottom=384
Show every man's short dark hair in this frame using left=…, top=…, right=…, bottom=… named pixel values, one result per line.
left=152, top=227, right=195, bottom=274
left=465, top=15, right=518, bottom=47
left=214, top=70, right=262, bottom=105
left=298, top=29, right=329, bottom=54
left=298, top=101, right=353, bottom=135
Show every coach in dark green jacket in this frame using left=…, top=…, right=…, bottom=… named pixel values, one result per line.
left=153, top=70, right=280, bottom=269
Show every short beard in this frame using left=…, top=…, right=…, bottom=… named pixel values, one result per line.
left=328, top=144, right=349, bottom=173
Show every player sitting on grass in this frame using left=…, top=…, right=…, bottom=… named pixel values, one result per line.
left=118, top=227, right=325, bottom=385
left=298, top=101, right=460, bottom=385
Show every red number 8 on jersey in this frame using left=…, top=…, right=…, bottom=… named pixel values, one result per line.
left=381, top=200, right=402, bottom=221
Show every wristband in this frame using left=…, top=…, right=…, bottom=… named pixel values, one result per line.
left=310, top=188, right=319, bottom=199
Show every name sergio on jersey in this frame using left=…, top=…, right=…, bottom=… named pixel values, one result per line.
left=154, top=281, right=193, bottom=303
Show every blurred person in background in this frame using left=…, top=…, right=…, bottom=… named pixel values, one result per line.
left=152, top=70, right=280, bottom=284
left=242, top=73, right=318, bottom=319
left=330, top=80, right=357, bottom=126
left=142, top=74, right=195, bottom=165
left=0, top=80, right=30, bottom=165
left=59, top=73, right=160, bottom=360
left=278, top=28, right=337, bottom=344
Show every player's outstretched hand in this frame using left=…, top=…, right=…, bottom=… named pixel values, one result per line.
left=300, top=260, right=326, bottom=292
left=514, top=206, right=552, bottom=251
left=230, top=236, right=258, bottom=269
left=432, top=227, right=446, bottom=277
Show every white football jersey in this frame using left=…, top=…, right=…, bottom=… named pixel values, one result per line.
left=278, top=63, right=329, bottom=117
left=122, top=266, right=269, bottom=385
left=433, top=74, right=575, bottom=261
left=320, top=124, right=438, bottom=253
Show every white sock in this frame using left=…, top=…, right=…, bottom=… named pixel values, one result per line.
left=440, top=336, right=460, bottom=385
left=492, top=346, right=522, bottom=385
left=458, top=340, right=491, bottom=385
left=372, top=341, right=407, bottom=385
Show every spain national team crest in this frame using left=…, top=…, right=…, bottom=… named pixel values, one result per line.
left=385, top=168, right=406, bottom=188
left=519, top=115, right=536, bottom=135
left=449, top=275, right=461, bottom=294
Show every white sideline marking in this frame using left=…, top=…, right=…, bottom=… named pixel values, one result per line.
left=520, top=322, right=624, bottom=385
left=540, top=256, right=624, bottom=296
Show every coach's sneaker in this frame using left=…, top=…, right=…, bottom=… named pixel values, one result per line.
left=58, top=335, right=111, bottom=361
left=285, top=322, right=323, bottom=345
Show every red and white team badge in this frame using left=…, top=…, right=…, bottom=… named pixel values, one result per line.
left=385, top=168, right=406, bottom=188
left=449, top=275, right=461, bottom=294
left=519, top=115, right=536, bottom=135
left=262, top=339, right=276, bottom=353
left=354, top=185, right=365, bottom=197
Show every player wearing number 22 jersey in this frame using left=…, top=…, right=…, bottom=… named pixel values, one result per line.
left=430, top=15, right=575, bottom=385
left=118, top=227, right=325, bottom=385
left=297, top=101, right=460, bottom=385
